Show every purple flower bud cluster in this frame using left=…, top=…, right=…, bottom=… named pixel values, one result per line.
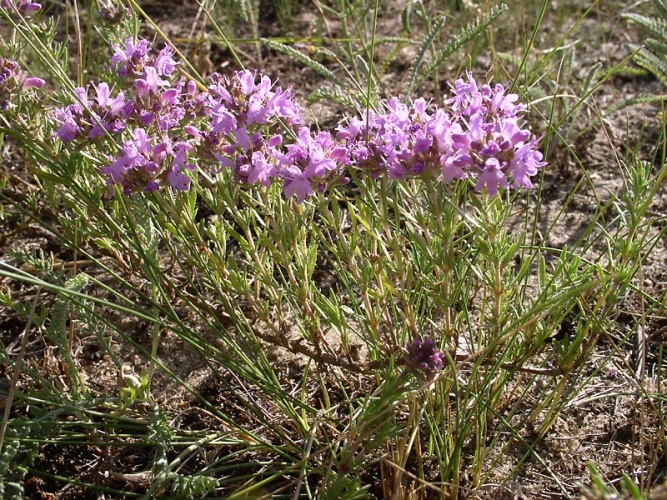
left=51, top=35, right=544, bottom=200
left=404, top=337, right=445, bottom=377
left=337, top=72, right=546, bottom=196
left=0, top=57, right=44, bottom=110
left=0, top=0, right=41, bottom=17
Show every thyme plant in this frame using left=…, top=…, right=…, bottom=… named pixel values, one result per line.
left=0, top=0, right=664, bottom=497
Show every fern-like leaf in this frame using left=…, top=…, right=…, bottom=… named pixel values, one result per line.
left=634, top=47, right=667, bottom=86
left=603, top=93, right=667, bottom=116
left=46, top=273, right=90, bottom=342
left=409, top=3, right=508, bottom=94
left=622, top=2, right=667, bottom=89
left=653, top=0, right=667, bottom=23
left=260, top=39, right=348, bottom=89
left=236, top=0, right=255, bottom=23
left=307, top=85, right=357, bottom=110
left=496, top=51, right=522, bottom=68
left=405, top=15, right=447, bottom=96
left=375, top=36, right=416, bottom=45
left=422, top=3, right=508, bottom=77
left=645, top=37, right=667, bottom=58
left=623, top=13, right=667, bottom=44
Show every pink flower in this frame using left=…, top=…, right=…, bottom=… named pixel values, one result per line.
left=135, top=67, right=167, bottom=97
left=475, top=157, right=509, bottom=195
left=1, top=0, right=41, bottom=16
left=22, top=77, right=44, bottom=88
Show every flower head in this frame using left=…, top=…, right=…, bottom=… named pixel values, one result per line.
left=0, top=0, right=41, bottom=16
left=336, top=72, right=544, bottom=196
left=0, top=58, right=44, bottom=110
left=278, top=127, right=347, bottom=202
left=111, top=37, right=152, bottom=77
left=338, top=97, right=455, bottom=181
left=404, top=337, right=445, bottom=378
left=441, top=72, right=544, bottom=194
left=52, top=83, right=128, bottom=143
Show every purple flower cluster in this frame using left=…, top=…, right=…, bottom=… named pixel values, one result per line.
left=197, top=70, right=356, bottom=202
left=404, top=337, right=445, bottom=377
left=0, top=0, right=41, bottom=16
left=59, top=37, right=182, bottom=140
left=337, top=73, right=546, bottom=196
left=446, top=73, right=545, bottom=194
left=53, top=83, right=129, bottom=143
left=338, top=97, right=448, bottom=180
left=51, top=35, right=544, bottom=200
left=201, top=70, right=316, bottom=201
left=0, top=57, right=44, bottom=110
left=53, top=37, right=318, bottom=196
left=53, top=37, right=201, bottom=193
left=276, top=127, right=350, bottom=202
left=101, top=128, right=194, bottom=193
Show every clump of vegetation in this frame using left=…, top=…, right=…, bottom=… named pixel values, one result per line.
left=0, top=0, right=665, bottom=497
left=623, top=0, right=667, bottom=86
